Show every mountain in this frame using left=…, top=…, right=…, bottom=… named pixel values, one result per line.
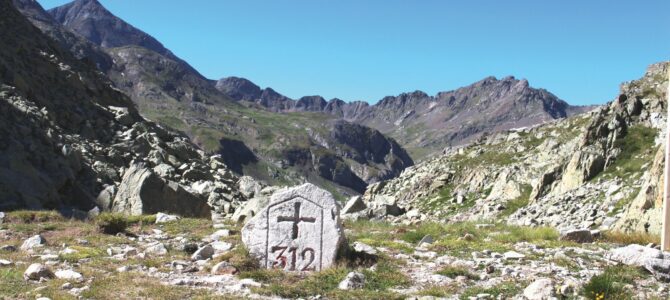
left=0, top=0, right=244, bottom=217
left=216, top=75, right=594, bottom=159
left=24, top=0, right=413, bottom=198
left=355, top=61, right=668, bottom=235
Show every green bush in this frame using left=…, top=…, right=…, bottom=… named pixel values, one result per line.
left=96, top=213, right=129, bottom=235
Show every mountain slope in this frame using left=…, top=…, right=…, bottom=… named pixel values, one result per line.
left=357, top=62, right=668, bottom=235
left=216, top=75, right=594, bottom=160
left=34, top=0, right=413, bottom=197
left=0, top=0, right=243, bottom=217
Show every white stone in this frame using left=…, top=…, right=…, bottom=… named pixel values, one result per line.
left=191, top=244, right=214, bottom=261
left=23, top=263, right=54, bottom=281
left=523, top=278, right=555, bottom=300
left=503, top=251, right=525, bottom=260
left=144, top=243, right=168, bottom=256
left=0, top=259, right=12, bottom=266
left=55, top=270, right=83, bottom=281
left=20, top=235, right=46, bottom=251
left=242, top=183, right=344, bottom=271
left=341, top=196, right=366, bottom=215
left=338, top=271, right=365, bottom=290
left=352, top=241, right=377, bottom=256
left=210, top=241, right=233, bottom=253
left=155, top=212, right=180, bottom=224
left=607, top=244, right=663, bottom=267
left=209, top=229, right=232, bottom=240
left=0, top=212, right=4, bottom=223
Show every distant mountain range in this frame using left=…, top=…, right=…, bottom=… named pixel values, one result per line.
left=216, top=75, right=594, bottom=157
left=12, top=0, right=595, bottom=198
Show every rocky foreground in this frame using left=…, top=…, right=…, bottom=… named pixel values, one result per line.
left=0, top=209, right=668, bottom=300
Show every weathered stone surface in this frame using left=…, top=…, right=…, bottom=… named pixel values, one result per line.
left=24, top=263, right=54, bottom=281
left=352, top=241, right=377, bottom=256
left=523, top=278, right=555, bottom=300
left=20, top=235, right=46, bottom=251
left=0, top=212, right=4, bottom=223
left=559, top=229, right=594, bottom=243
left=338, top=271, right=365, bottom=290
left=242, top=183, right=344, bottom=272
left=111, top=163, right=211, bottom=218
left=608, top=244, right=670, bottom=282
left=341, top=196, right=366, bottom=215
left=155, top=212, right=180, bottom=224
left=55, top=269, right=83, bottom=281
left=645, top=258, right=670, bottom=282
left=191, top=244, right=214, bottom=261
left=607, top=244, right=663, bottom=266
left=211, top=261, right=239, bottom=275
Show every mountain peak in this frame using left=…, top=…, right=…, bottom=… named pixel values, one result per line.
left=48, top=0, right=174, bottom=58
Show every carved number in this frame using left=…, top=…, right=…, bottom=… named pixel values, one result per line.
left=301, top=248, right=315, bottom=271
left=270, top=246, right=288, bottom=269
left=270, top=246, right=316, bottom=271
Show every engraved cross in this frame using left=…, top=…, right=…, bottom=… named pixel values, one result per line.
left=277, top=202, right=316, bottom=239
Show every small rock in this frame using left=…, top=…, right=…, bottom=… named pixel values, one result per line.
left=211, top=261, right=239, bottom=275
left=0, top=212, right=4, bottom=223
left=116, top=266, right=132, bottom=272
left=418, top=235, right=434, bottom=245
left=484, top=264, right=495, bottom=274
left=209, top=229, right=233, bottom=241
left=210, top=241, right=233, bottom=254
left=55, top=269, right=83, bottom=281
left=144, top=243, right=168, bottom=256
left=0, top=245, right=17, bottom=252
left=61, top=282, right=73, bottom=290
left=20, top=235, right=46, bottom=251
left=155, top=212, right=180, bottom=224
left=503, top=251, right=525, bottom=260
left=523, top=278, right=555, bottom=300
left=191, top=244, right=214, bottom=261
left=338, top=272, right=366, bottom=290
left=352, top=241, right=378, bottom=256
left=23, top=263, right=54, bottom=281
left=0, top=259, right=12, bottom=266
left=341, top=196, right=366, bottom=214
left=559, top=229, right=593, bottom=243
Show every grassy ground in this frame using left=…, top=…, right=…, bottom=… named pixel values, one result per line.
left=0, top=211, right=663, bottom=299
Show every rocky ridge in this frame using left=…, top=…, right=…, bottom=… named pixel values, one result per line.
left=356, top=62, right=669, bottom=235
left=19, top=0, right=414, bottom=198
left=216, top=75, right=594, bottom=160
left=0, top=0, right=246, bottom=217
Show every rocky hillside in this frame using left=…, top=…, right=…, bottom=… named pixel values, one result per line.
left=0, top=0, right=244, bottom=217
left=356, top=62, right=668, bottom=235
left=217, top=75, right=593, bottom=159
left=20, top=0, right=413, bottom=198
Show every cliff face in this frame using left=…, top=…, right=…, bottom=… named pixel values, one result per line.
left=0, top=0, right=243, bottom=217
left=359, top=62, right=668, bottom=235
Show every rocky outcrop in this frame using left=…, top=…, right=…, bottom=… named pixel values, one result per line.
left=111, top=163, right=211, bottom=217
left=358, top=62, right=668, bottom=235
left=0, top=0, right=243, bottom=216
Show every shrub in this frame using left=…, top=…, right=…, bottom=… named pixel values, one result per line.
left=582, top=265, right=646, bottom=299
left=96, top=213, right=129, bottom=235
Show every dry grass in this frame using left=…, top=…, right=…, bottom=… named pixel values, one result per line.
left=599, top=230, right=660, bottom=245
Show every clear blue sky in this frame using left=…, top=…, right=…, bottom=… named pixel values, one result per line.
left=38, top=0, right=669, bottom=105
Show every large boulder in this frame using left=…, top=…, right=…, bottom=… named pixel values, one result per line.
left=608, top=244, right=670, bottom=282
left=242, top=183, right=344, bottom=272
left=111, top=163, right=210, bottom=217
